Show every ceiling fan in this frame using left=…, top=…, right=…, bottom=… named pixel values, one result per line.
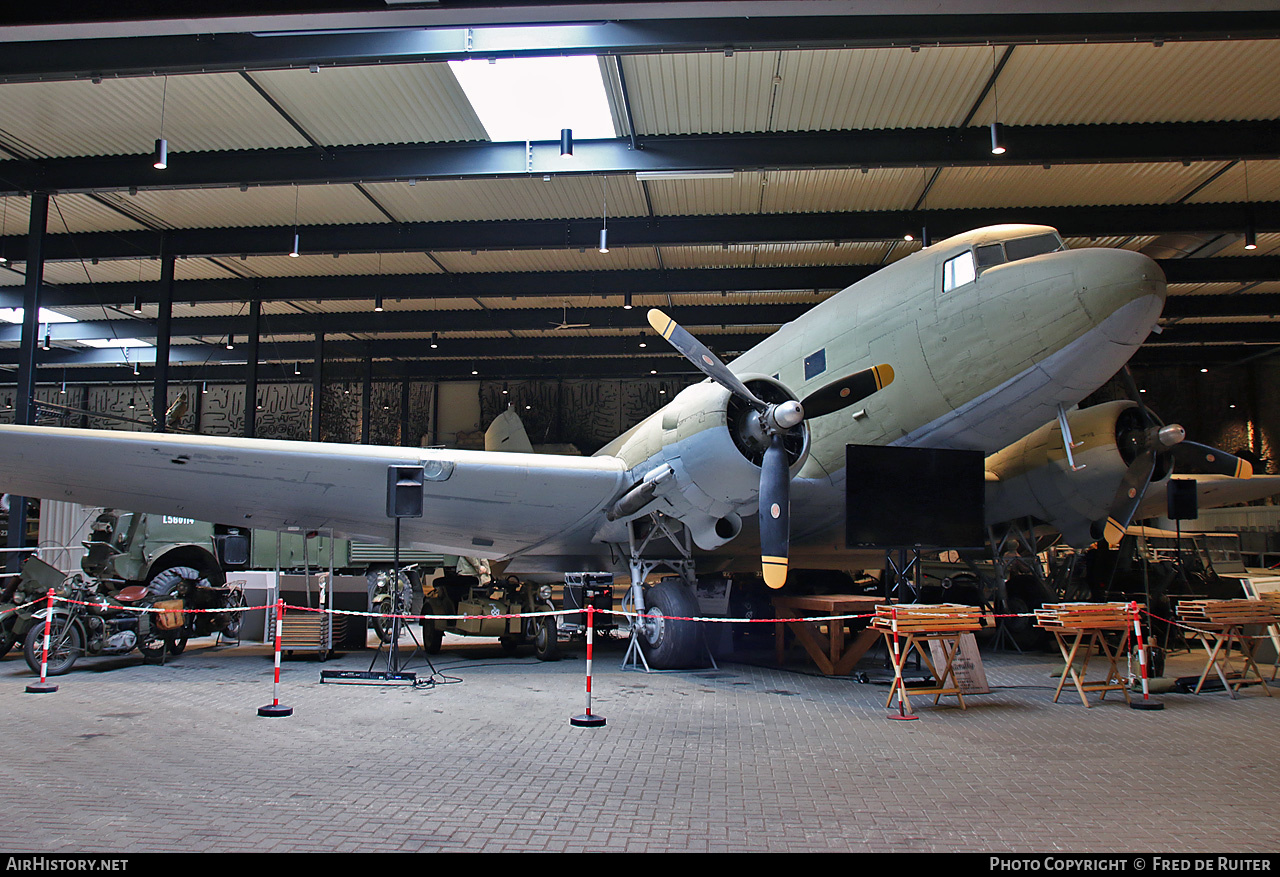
left=549, top=302, right=590, bottom=330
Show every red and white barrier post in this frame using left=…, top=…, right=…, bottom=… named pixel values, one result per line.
left=571, top=604, right=606, bottom=727
left=887, top=604, right=918, bottom=721
left=1129, top=600, right=1164, bottom=711
left=25, top=588, right=59, bottom=694
left=258, top=598, right=293, bottom=717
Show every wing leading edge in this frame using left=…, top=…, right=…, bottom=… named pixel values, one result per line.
left=0, top=425, right=627, bottom=559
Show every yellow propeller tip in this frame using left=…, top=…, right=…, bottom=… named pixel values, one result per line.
left=762, top=558, right=788, bottom=589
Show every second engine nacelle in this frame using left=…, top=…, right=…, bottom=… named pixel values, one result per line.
left=985, top=400, right=1167, bottom=547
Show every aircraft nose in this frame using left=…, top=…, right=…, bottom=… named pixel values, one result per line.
left=1076, top=247, right=1166, bottom=343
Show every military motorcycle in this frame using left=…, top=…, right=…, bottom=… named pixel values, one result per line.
left=22, top=573, right=188, bottom=676
left=1, top=556, right=73, bottom=659
left=147, top=565, right=246, bottom=641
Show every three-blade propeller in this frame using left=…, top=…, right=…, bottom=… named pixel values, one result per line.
left=648, top=309, right=894, bottom=588
left=1100, top=367, right=1252, bottom=543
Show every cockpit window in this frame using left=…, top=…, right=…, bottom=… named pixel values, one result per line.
left=974, top=244, right=1005, bottom=270
left=941, top=251, right=976, bottom=292
left=1003, top=233, right=1064, bottom=262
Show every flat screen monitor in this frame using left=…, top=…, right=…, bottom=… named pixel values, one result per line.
left=845, top=444, right=986, bottom=549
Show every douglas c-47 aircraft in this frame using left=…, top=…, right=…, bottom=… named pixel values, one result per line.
left=1, top=224, right=1270, bottom=668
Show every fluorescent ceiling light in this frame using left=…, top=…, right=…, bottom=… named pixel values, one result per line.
left=635, top=170, right=736, bottom=182
left=80, top=338, right=152, bottom=349
left=449, top=55, right=615, bottom=143
left=0, top=307, right=78, bottom=324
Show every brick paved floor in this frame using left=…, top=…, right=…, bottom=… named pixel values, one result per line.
left=0, top=625, right=1276, bottom=854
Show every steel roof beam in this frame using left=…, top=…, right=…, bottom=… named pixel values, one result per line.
left=4, top=13, right=1280, bottom=83
left=4, top=124, right=1279, bottom=195
left=9, top=293, right=1280, bottom=346
left=7, top=202, right=1280, bottom=263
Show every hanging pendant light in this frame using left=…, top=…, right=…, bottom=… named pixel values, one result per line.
left=153, top=76, right=169, bottom=169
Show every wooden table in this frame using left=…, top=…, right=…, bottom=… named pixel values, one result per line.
left=1035, top=603, right=1133, bottom=709
left=772, top=594, right=885, bottom=676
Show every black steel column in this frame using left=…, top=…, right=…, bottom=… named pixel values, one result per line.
left=7, top=193, right=48, bottom=572
left=310, top=332, right=323, bottom=441
left=361, top=354, right=373, bottom=444
left=244, top=297, right=261, bottom=438
left=400, top=375, right=410, bottom=447
left=152, top=246, right=174, bottom=432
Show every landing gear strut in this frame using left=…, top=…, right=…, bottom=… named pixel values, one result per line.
left=621, top=513, right=713, bottom=672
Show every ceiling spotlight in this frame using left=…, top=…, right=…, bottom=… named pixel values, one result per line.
left=598, top=227, right=609, bottom=254
left=430, top=332, right=439, bottom=349
left=990, top=121, right=1007, bottom=156
left=374, top=295, right=384, bottom=312
left=290, top=232, right=300, bottom=258
left=132, top=296, right=143, bottom=315
left=471, top=363, right=479, bottom=376
left=294, top=361, right=301, bottom=376
left=152, top=138, right=168, bottom=170
left=560, top=128, right=573, bottom=159
left=1244, top=223, right=1258, bottom=251
left=1200, top=368, right=1209, bottom=373
left=226, top=334, right=235, bottom=350
left=502, top=382, right=509, bottom=395
left=42, top=327, right=51, bottom=350
left=201, top=381, right=208, bottom=395
left=623, top=293, right=633, bottom=310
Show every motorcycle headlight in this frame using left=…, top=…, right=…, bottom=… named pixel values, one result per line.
left=537, top=585, right=552, bottom=603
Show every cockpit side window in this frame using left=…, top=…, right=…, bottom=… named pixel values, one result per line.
left=1003, top=233, right=1064, bottom=262
left=942, top=250, right=976, bottom=292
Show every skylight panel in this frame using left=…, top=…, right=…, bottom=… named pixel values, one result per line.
left=449, top=55, right=616, bottom=143
left=80, top=338, right=151, bottom=349
left=0, top=307, right=78, bottom=324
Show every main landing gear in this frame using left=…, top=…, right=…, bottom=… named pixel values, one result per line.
left=620, top=512, right=712, bottom=672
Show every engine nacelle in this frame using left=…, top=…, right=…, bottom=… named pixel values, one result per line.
left=985, top=400, right=1168, bottom=547
left=597, top=376, right=809, bottom=549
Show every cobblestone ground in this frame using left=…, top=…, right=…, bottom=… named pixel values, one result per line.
left=0, top=627, right=1276, bottom=854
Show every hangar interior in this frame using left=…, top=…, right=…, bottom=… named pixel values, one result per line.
left=0, top=2, right=1278, bottom=521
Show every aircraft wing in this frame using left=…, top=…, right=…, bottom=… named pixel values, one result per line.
left=1136, top=473, right=1280, bottom=522
left=0, top=425, right=627, bottom=558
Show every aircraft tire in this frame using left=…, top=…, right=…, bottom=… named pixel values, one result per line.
left=639, top=580, right=702, bottom=669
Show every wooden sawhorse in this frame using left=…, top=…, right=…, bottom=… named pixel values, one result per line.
left=1047, top=626, right=1132, bottom=708
left=1188, top=623, right=1273, bottom=699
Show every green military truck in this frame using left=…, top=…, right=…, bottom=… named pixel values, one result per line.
left=81, top=510, right=453, bottom=642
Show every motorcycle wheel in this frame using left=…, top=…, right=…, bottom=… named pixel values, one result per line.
left=23, top=618, right=81, bottom=676
left=166, top=635, right=188, bottom=656
left=222, top=590, right=247, bottom=640
left=372, top=599, right=395, bottom=644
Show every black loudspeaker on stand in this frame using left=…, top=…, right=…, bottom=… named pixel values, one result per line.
left=321, top=465, right=425, bottom=687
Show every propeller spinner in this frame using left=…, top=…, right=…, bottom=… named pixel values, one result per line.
left=648, top=308, right=894, bottom=588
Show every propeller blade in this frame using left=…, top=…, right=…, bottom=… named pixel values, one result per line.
left=759, top=434, right=791, bottom=589
left=800, top=364, right=895, bottom=418
left=1108, top=448, right=1159, bottom=535
left=1119, top=365, right=1158, bottom=427
left=1173, top=441, right=1253, bottom=479
left=648, top=309, right=768, bottom=413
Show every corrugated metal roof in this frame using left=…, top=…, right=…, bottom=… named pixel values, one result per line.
left=0, top=194, right=148, bottom=235
left=250, top=63, right=488, bottom=146
left=94, top=184, right=392, bottom=231
left=931, top=163, right=1222, bottom=210
left=621, top=51, right=779, bottom=136
left=1185, top=159, right=1280, bottom=204
left=233, top=251, right=446, bottom=278
left=773, top=46, right=993, bottom=131
left=363, top=174, right=646, bottom=223
left=991, top=40, right=1280, bottom=126
left=0, top=74, right=308, bottom=158
left=432, top=245, right=659, bottom=274
left=659, top=241, right=885, bottom=269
